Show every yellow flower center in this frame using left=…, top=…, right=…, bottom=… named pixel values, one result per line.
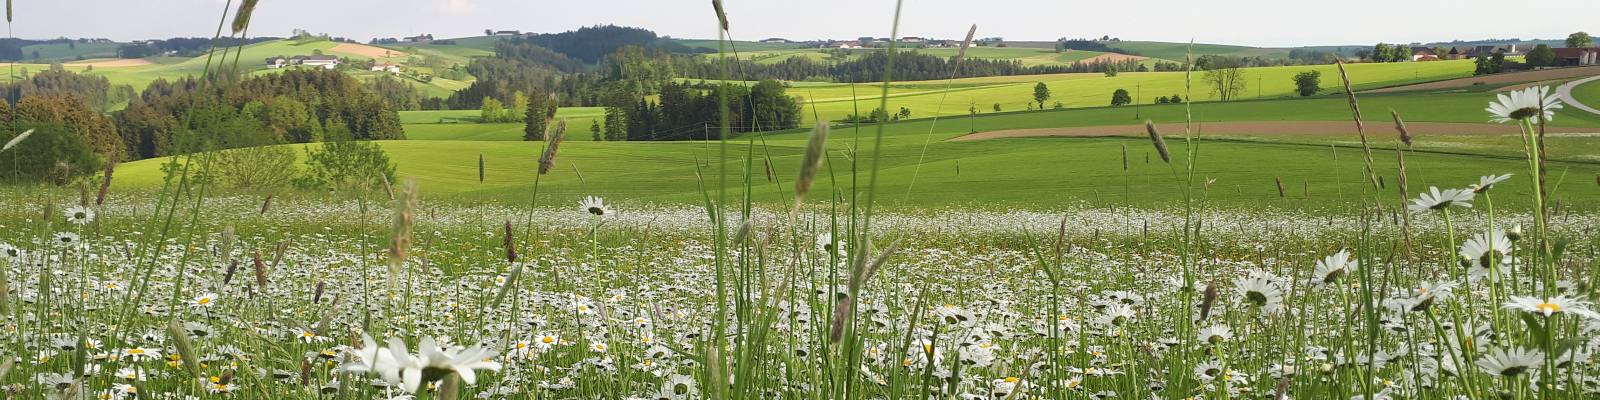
left=1004, top=376, right=1020, bottom=383
left=1538, top=303, right=1561, bottom=314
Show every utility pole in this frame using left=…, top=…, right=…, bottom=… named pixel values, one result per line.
left=1135, top=81, right=1142, bottom=119
left=1257, top=77, right=1262, bottom=98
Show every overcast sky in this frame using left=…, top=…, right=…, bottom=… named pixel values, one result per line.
left=13, top=0, right=1597, bottom=47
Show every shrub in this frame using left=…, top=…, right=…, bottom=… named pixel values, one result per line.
left=212, top=144, right=298, bottom=191
left=296, top=127, right=396, bottom=192
left=0, top=123, right=102, bottom=184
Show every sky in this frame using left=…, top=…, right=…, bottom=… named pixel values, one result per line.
left=13, top=0, right=1599, bottom=47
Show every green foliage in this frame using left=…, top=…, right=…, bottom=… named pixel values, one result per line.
left=1293, top=70, right=1322, bottom=97
left=211, top=144, right=297, bottom=191
left=524, top=92, right=554, bottom=141
left=0, top=123, right=102, bottom=184
left=296, top=127, right=396, bottom=192
left=1567, top=32, right=1593, bottom=49
left=590, top=120, right=602, bottom=141
left=1475, top=51, right=1506, bottom=75
left=1526, top=45, right=1556, bottom=68
left=479, top=98, right=521, bottom=123
left=1032, top=82, right=1051, bottom=109
left=1110, top=89, right=1131, bottom=106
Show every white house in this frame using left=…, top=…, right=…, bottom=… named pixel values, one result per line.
left=370, top=62, right=402, bottom=73
left=837, top=41, right=862, bottom=49
left=299, top=55, right=340, bottom=69
left=264, top=57, right=288, bottom=69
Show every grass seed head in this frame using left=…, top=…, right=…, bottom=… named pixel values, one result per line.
left=232, top=0, right=259, bottom=34
left=1, top=129, right=31, bottom=152
left=1391, top=110, right=1412, bottom=146
left=167, top=319, right=202, bottom=379
left=539, top=120, right=568, bottom=175
left=96, top=160, right=115, bottom=205
left=794, top=122, right=830, bottom=202
left=1146, top=120, right=1171, bottom=163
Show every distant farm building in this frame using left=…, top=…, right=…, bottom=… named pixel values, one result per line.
left=370, top=62, right=402, bottom=73
left=1409, top=47, right=1439, bottom=61
left=492, top=30, right=521, bottom=36
left=900, top=37, right=926, bottom=44
left=836, top=41, right=863, bottom=49
left=1553, top=48, right=1600, bottom=66
left=405, top=34, right=434, bottom=42
left=265, top=57, right=288, bottom=68
left=297, top=55, right=341, bottom=69
left=760, top=38, right=790, bottom=44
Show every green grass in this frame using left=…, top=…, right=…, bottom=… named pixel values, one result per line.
left=1107, top=40, right=1291, bottom=61
left=774, top=59, right=1477, bottom=123
left=112, top=89, right=1600, bottom=210
left=400, top=108, right=608, bottom=141
left=21, top=42, right=122, bottom=61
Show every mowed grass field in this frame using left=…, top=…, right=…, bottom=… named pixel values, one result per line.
left=401, top=108, right=607, bottom=141
left=0, top=39, right=470, bottom=103
left=749, top=59, right=1475, bottom=124
left=112, top=87, right=1600, bottom=210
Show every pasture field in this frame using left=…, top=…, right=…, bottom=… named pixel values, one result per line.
left=0, top=39, right=466, bottom=103
left=109, top=86, right=1600, bottom=210
left=399, top=108, right=608, bottom=141
left=743, top=60, right=1479, bottom=123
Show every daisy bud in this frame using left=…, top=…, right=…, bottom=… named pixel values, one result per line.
left=1507, top=224, right=1522, bottom=241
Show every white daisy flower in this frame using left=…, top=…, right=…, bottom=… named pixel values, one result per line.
left=391, top=336, right=501, bottom=393
left=1459, top=230, right=1511, bottom=274
left=64, top=205, right=95, bottom=225
left=193, top=293, right=218, bottom=308
left=578, top=196, right=613, bottom=217
left=1235, top=273, right=1284, bottom=314
left=1487, top=85, right=1563, bottom=124
left=1470, top=174, right=1512, bottom=193
left=1197, top=325, right=1234, bottom=344
left=0, top=242, right=20, bottom=261
left=1503, top=295, right=1600, bottom=319
left=1407, top=187, right=1474, bottom=214
left=52, top=232, right=80, bottom=247
left=1476, top=347, right=1543, bottom=377
left=1313, top=249, right=1357, bottom=285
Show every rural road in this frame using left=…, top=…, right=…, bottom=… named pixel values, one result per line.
left=1557, top=75, right=1600, bottom=116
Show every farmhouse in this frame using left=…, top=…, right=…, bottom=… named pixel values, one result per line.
left=298, top=55, right=340, bottom=69
left=760, top=38, right=790, bottom=44
left=264, top=57, right=288, bottom=69
left=836, top=41, right=863, bottom=49
left=1553, top=47, right=1600, bottom=66
left=1469, top=45, right=1521, bottom=58
left=1409, top=47, right=1438, bottom=61
left=370, top=62, right=402, bottom=73
left=900, top=36, right=926, bottom=44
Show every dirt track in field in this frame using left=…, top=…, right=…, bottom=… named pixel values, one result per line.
left=1362, top=66, right=1600, bottom=94
left=951, top=121, right=1540, bottom=141
left=330, top=43, right=406, bottom=58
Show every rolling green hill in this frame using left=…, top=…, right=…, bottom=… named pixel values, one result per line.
left=109, top=86, right=1600, bottom=209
